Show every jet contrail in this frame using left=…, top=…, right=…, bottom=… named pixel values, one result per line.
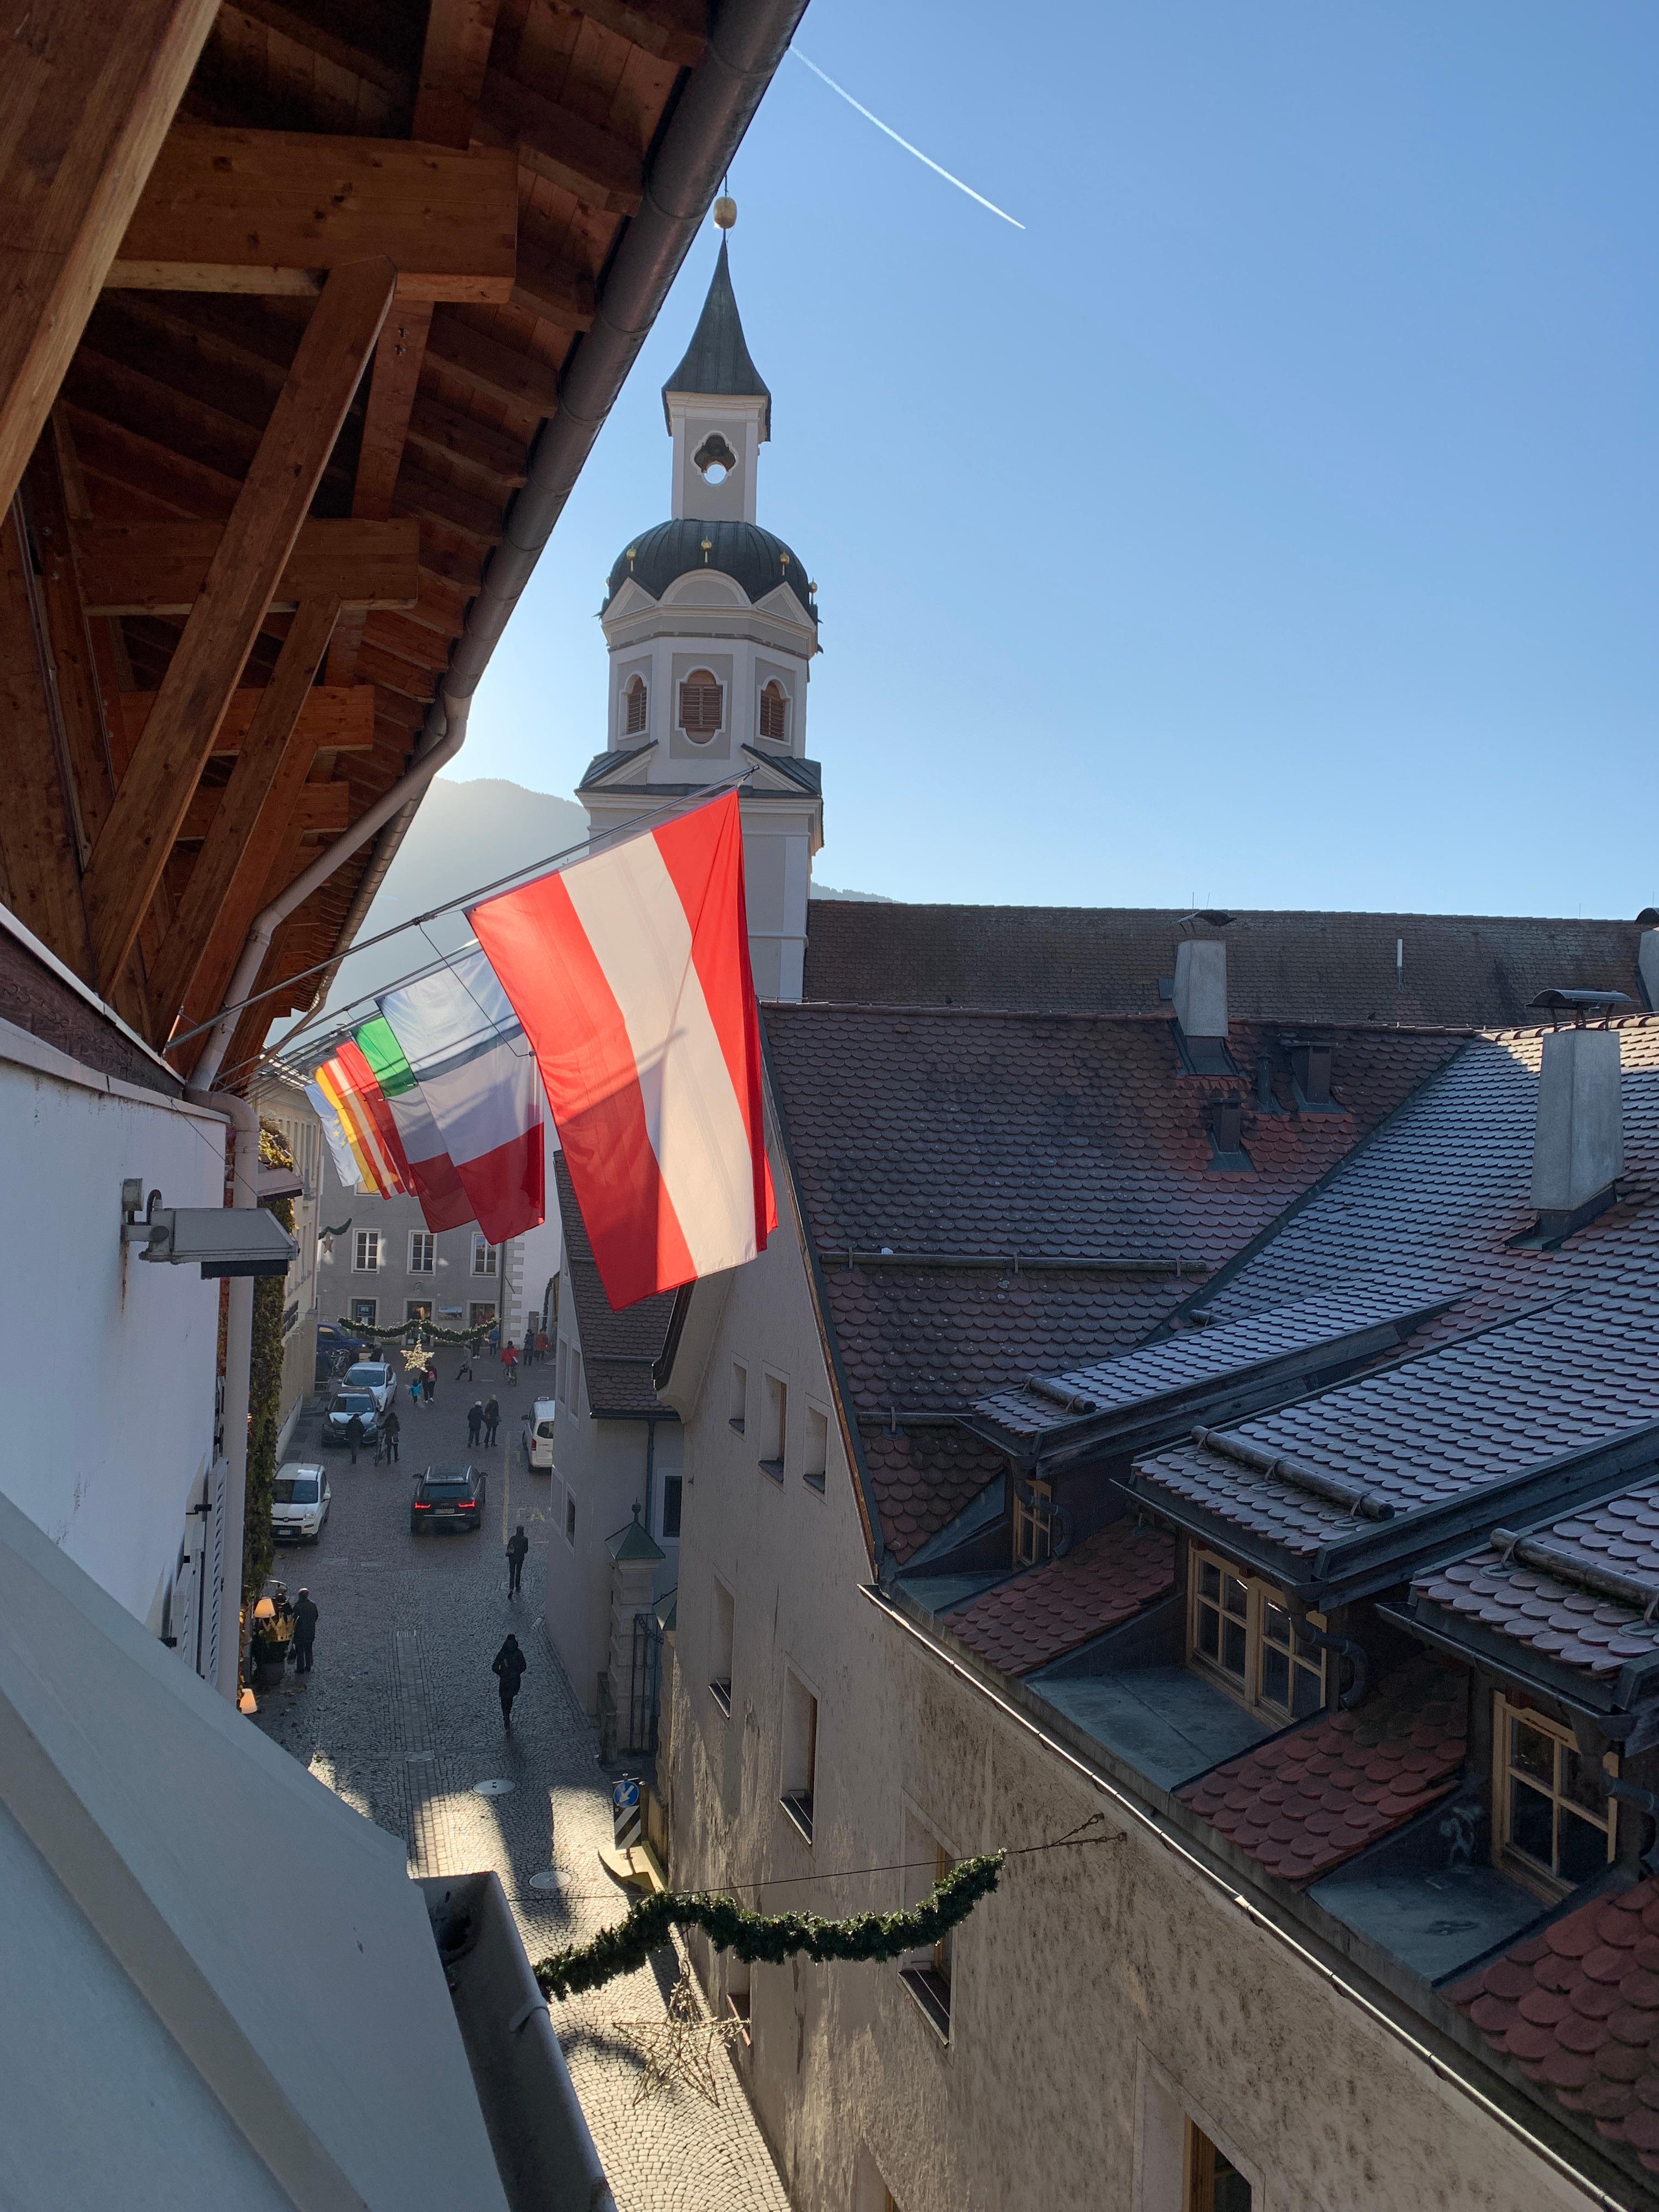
left=792, top=49, right=1025, bottom=232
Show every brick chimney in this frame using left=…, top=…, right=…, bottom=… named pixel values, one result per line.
left=1173, top=939, right=1227, bottom=1041
left=1532, top=1025, right=1623, bottom=1229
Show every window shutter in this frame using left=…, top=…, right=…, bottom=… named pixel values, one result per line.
left=679, top=670, right=723, bottom=738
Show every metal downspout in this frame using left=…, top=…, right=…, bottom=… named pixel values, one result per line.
left=189, top=0, right=809, bottom=1094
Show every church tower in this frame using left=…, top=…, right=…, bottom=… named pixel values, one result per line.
left=578, top=206, right=822, bottom=1003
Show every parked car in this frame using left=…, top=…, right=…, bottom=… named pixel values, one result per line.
left=342, top=1359, right=397, bottom=1415
left=315, top=1322, right=364, bottom=1381
left=271, top=1462, right=330, bottom=1544
left=527, top=1397, right=556, bottom=1472
left=410, top=1464, right=486, bottom=1534
left=323, top=1387, right=382, bottom=1449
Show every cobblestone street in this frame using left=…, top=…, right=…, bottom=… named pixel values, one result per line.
left=253, top=1363, right=790, bottom=2212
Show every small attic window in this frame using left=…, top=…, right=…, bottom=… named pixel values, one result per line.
left=679, top=669, right=724, bottom=741
left=759, top=679, right=788, bottom=743
left=624, top=674, right=647, bottom=736
left=693, top=432, right=738, bottom=484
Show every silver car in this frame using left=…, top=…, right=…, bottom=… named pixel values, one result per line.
left=343, top=1359, right=397, bottom=1415
left=272, top=1462, right=330, bottom=1544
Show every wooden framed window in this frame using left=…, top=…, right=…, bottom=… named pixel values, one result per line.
left=1013, top=1476, right=1054, bottom=1566
left=1186, top=2119, right=1252, bottom=2211
left=623, top=673, right=647, bottom=735
left=352, top=1229, right=380, bottom=1273
left=408, top=1230, right=435, bottom=1273
left=804, top=1406, right=828, bottom=1493
left=471, top=1234, right=497, bottom=1276
left=1493, top=1692, right=1616, bottom=1895
left=899, top=1810, right=954, bottom=2040
left=678, top=667, right=723, bottom=740
left=710, top=1579, right=734, bottom=1715
left=1188, top=1549, right=1327, bottom=1721
left=781, top=1668, right=817, bottom=1842
left=759, top=679, right=787, bottom=742
left=760, top=1372, right=787, bottom=1481
left=729, top=1359, right=747, bottom=1432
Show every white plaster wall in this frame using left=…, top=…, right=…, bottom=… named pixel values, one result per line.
left=0, top=1045, right=223, bottom=1635
left=667, top=1192, right=1608, bottom=2212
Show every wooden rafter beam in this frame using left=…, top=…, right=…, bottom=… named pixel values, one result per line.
left=476, top=67, right=645, bottom=214
left=426, top=313, right=563, bottom=417
left=111, top=127, right=518, bottom=303
left=77, top=519, right=419, bottom=617
left=110, top=686, right=375, bottom=772
left=413, top=0, right=501, bottom=149
left=82, top=257, right=397, bottom=992
left=179, top=781, right=349, bottom=843
left=405, top=392, right=528, bottom=492
left=0, top=0, right=218, bottom=515
left=551, top=0, right=706, bottom=70
left=0, top=499, right=94, bottom=972
left=149, top=592, right=342, bottom=1030
left=513, top=242, right=597, bottom=332
left=218, top=1, right=412, bottom=104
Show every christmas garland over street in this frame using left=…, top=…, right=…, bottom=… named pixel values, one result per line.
left=336, top=1314, right=494, bottom=1348
left=534, top=1852, right=1003, bottom=2000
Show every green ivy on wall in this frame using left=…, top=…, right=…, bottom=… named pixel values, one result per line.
left=533, top=1852, right=1004, bottom=2000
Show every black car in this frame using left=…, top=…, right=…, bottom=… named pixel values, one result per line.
left=323, top=1387, right=382, bottom=1449
left=410, top=1464, right=486, bottom=1534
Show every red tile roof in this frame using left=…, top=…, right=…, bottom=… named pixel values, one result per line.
left=1178, top=1658, right=1466, bottom=1885
left=803, top=902, right=1642, bottom=1028
left=1448, top=1881, right=1659, bottom=2175
left=861, top=1428, right=1007, bottom=1565
left=946, top=1522, right=1176, bottom=1675
left=553, top=1158, right=679, bottom=1419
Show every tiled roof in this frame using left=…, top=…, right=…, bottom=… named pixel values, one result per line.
left=1135, top=1287, right=1659, bottom=1570
left=1199, top=1023, right=1659, bottom=1354
left=1448, top=1881, right=1659, bottom=2176
left=803, top=902, right=1643, bottom=1028
left=861, top=1428, right=1006, bottom=1565
left=554, top=1159, right=678, bottom=1420
left=945, top=1522, right=1176, bottom=1676
left=1178, top=1658, right=1466, bottom=1886
left=763, top=1006, right=1460, bottom=1558
left=1413, top=1478, right=1659, bottom=1686
left=971, top=1278, right=1460, bottom=1449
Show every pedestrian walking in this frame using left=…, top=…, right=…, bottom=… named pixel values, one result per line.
left=409, top=1369, right=422, bottom=1408
left=382, top=1406, right=400, bottom=1464
left=488, top=1323, right=499, bottom=1355
left=424, top=1360, right=438, bottom=1407
left=483, top=1394, right=500, bottom=1448
left=492, top=1633, right=526, bottom=1726
left=467, top=1400, right=484, bottom=1447
left=342, top=1411, right=364, bottom=1465
left=506, top=1522, right=529, bottom=1597
left=535, top=1327, right=550, bottom=1366
left=293, top=1588, right=318, bottom=1675
left=456, top=1341, right=476, bottom=1382
left=503, top=1342, right=518, bottom=1388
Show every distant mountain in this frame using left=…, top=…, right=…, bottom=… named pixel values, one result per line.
left=304, top=776, right=890, bottom=1038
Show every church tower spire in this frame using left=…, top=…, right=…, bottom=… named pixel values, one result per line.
left=580, top=204, right=822, bottom=1003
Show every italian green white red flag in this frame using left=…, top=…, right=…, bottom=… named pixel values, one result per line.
left=376, top=952, right=547, bottom=1245
left=354, top=1015, right=473, bottom=1233
left=307, top=1039, right=412, bottom=1199
left=469, top=791, right=774, bottom=1311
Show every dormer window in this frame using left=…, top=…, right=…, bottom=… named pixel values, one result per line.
left=623, top=674, right=647, bottom=736
left=1189, top=1549, right=1326, bottom=1720
left=759, top=679, right=788, bottom=743
left=679, top=668, right=724, bottom=742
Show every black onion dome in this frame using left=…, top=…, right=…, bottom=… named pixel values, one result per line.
left=603, top=518, right=816, bottom=623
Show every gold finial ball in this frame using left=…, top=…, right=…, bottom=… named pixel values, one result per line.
left=714, top=195, right=737, bottom=232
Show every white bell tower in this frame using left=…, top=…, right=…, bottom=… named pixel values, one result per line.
left=579, top=202, right=822, bottom=1003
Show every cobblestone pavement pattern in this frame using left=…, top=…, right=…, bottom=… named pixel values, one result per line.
left=254, top=1359, right=791, bottom=2211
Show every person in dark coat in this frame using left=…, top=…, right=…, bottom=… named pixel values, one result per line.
left=293, top=1588, right=319, bottom=1674
left=467, top=1400, right=484, bottom=1447
left=506, top=1522, right=529, bottom=1597
left=342, top=1410, right=364, bottom=1465
left=382, top=1406, right=400, bottom=1464
left=483, top=1393, right=500, bottom=1448
left=492, top=1633, right=526, bottom=1726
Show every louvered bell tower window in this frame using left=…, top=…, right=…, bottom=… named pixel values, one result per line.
left=759, top=679, right=788, bottom=742
left=679, top=668, right=724, bottom=741
left=624, top=674, right=647, bottom=735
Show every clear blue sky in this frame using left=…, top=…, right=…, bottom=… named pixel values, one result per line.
left=462, top=1, right=1657, bottom=918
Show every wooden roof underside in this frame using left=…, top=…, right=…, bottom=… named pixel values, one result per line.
left=0, top=0, right=716, bottom=1089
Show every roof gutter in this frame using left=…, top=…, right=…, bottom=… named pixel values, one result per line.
left=190, top=0, right=810, bottom=1094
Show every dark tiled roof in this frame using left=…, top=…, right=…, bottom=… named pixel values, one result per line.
left=803, top=902, right=1643, bottom=1028
left=660, top=238, right=771, bottom=428
left=945, top=1523, right=1176, bottom=1676
left=972, top=1278, right=1460, bottom=1449
left=554, top=1159, right=678, bottom=1420
left=1414, top=1479, right=1659, bottom=1685
left=1135, top=1287, right=1659, bottom=1569
left=764, top=1005, right=1460, bottom=1559
left=861, top=1428, right=1006, bottom=1566
left=601, top=519, right=813, bottom=624
left=1448, top=1881, right=1659, bottom=2176
left=1178, top=1658, right=1466, bottom=1886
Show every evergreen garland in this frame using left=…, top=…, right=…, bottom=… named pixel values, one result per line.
left=533, top=1852, right=1003, bottom=2001
left=245, top=1126, right=296, bottom=1607
left=338, top=1314, right=494, bottom=1349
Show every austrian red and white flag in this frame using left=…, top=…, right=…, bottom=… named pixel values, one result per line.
left=470, top=791, right=775, bottom=1310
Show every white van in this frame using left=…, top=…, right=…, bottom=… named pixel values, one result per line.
left=527, top=1398, right=556, bottom=1472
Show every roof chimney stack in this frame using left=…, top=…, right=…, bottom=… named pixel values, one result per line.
left=1531, top=1024, right=1623, bottom=1235
left=1173, top=939, right=1227, bottom=1042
